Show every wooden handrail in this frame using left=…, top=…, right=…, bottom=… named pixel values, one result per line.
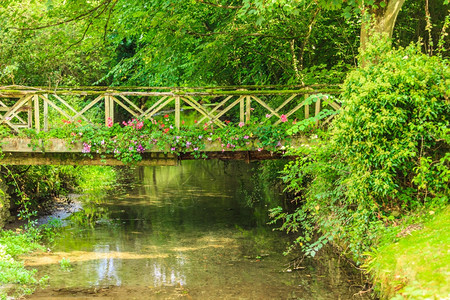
left=0, top=86, right=341, bottom=132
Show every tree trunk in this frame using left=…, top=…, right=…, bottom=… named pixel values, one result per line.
left=360, top=0, right=406, bottom=51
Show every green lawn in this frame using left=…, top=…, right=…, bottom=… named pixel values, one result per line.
left=369, top=207, right=450, bottom=299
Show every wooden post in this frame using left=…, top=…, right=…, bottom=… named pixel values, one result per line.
left=175, top=96, right=180, bottom=130
left=240, top=96, right=245, bottom=123
left=315, top=96, right=321, bottom=126
left=109, top=95, right=114, bottom=123
left=245, top=96, right=251, bottom=123
left=304, top=94, right=309, bottom=119
left=43, top=95, right=48, bottom=132
left=27, top=97, right=32, bottom=129
left=33, top=95, right=40, bottom=132
left=105, top=95, right=110, bottom=126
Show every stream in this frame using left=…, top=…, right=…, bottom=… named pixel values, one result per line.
left=23, top=160, right=370, bottom=299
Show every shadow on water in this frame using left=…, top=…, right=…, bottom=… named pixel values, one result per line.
left=23, top=160, right=372, bottom=299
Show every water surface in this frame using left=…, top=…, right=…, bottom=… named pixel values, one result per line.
left=25, top=161, right=369, bottom=299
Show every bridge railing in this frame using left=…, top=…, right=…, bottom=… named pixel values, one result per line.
left=0, top=85, right=341, bottom=132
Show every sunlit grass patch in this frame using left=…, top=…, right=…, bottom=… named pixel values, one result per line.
left=0, top=229, right=46, bottom=299
left=367, top=207, right=450, bottom=299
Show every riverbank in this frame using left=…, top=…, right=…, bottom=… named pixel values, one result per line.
left=0, top=165, right=117, bottom=299
left=366, top=206, right=449, bottom=299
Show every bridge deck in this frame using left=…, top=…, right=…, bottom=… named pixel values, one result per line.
left=0, top=138, right=297, bottom=166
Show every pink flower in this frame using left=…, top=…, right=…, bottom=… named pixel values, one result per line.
left=82, top=142, right=91, bottom=153
left=239, top=122, right=245, bottom=127
left=107, top=117, right=113, bottom=127
left=280, top=114, right=288, bottom=123
left=265, top=114, right=271, bottom=118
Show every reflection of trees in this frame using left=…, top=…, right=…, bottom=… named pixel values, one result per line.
left=94, top=244, right=122, bottom=286
left=151, top=254, right=187, bottom=287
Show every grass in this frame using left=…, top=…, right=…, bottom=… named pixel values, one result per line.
left=366, top=206, right=450, bottom=299
left=0, top=228, right=47, bottom=299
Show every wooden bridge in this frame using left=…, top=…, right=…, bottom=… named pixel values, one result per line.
left=0, top=85, right=341, bottom=165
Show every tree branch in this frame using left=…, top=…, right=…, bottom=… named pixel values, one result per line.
left=104, top=0, right=119, bottom=41
left=10, top=0, right=111, bottom=31
left=63, top=20, right=93, bottom=53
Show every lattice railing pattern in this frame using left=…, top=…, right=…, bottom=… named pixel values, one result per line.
left=0, top=86, right=341, bottom=132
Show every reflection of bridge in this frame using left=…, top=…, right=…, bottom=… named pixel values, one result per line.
left=0, top=85, right=340, bottom=165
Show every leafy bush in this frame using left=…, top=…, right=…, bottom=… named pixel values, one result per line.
left=270, top=39, right=449, bottom=262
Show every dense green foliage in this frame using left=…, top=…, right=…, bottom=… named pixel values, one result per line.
left=270, top=41, right=449, bottom=262
left=1, top=1, right=448, bottom=87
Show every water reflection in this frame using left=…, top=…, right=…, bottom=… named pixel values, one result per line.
left=94, top=245, right=121, bottom=286
left=24, top=161, right=370, bottom=299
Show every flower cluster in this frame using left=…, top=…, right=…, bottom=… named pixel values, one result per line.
left=26, top=112, right=302, bottom=164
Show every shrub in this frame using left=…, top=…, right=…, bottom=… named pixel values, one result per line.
left=271, top=39, right=449, bottom=262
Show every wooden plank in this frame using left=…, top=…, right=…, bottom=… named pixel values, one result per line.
left=3, top=95, right=32, bottom=121
left=321, top=114, right=335, bottom=126
left=182, top=96, right=225, bottom=128
left=1, top=95, right=32, bottom=131
left=143, top=97, right=174, bottom=119
left=119, top=95, right=144, bottom=114
left=245, top=96, right=251, bottom=123
left=111, top=96, right=139, bottom=118
left=273, top=98, right=308, bottom=125
left=175, top=96, right=180, bottom=129
left=315, top=97, right=322, bottom=126
left=328, top=100, right=341, bottom=111
left=274, top=94, right=297, bottom=113
left=44, top=97, right=48, bottom=132
left=140, top=96, right=168, bottom=118
left=71, top=95, right=104, bottom=121
left=240, top=97, right=245, bottom=123
left=27, top=98, right=32, bottom=129
left=34, top=95, right=40, bottom=132
left=52, top=94, right=78, bottom=114
left=251, top=95, right=281, bottom=119
left=40, top=95, right=72, bottom=120
left=0, top=100, right=27, bottom=124
left=109, top=95, right=114, bottom=123
left=198, top=95, right=233, bottom=124
left=305, top=94, right=309, bottom=119
left=0, top=152, right=178, bottom=166
left=105, top=95, right=110, bottom=125
left=209, top=96, right=245, bottom=124
left=51, top=95, right=90, bottom=123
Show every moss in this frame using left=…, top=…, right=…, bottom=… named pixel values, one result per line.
left=368, top=207, right=450, bottom=299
